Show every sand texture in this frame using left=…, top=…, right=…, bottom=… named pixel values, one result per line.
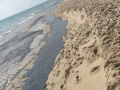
left=45, top=0, right=120, bottom=90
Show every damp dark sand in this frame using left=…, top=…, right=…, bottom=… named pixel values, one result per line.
left=22, top=11, right=68, bottom=90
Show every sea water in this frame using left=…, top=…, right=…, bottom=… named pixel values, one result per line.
left=0, top=0, right=62, bottom=45
left=0, top=0, right=63, bottom=89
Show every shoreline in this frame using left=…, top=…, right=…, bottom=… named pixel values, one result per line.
left=0, top=1, right=67, bottom=90
left=5, top=16, right=52, bottom=90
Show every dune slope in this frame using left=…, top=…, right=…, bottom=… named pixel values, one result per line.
left=45, top=0, right=120, bottom=90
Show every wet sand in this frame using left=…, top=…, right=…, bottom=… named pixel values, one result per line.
left=22, top=11, right=68, bottom=90
left=3, top=15, right=52, bottom=90
left=0, top=14, right=52, bottom=90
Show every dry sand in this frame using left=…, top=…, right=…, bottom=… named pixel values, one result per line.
left=45, top=0, right=120, bottom=90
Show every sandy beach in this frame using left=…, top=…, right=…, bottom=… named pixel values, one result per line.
left=1, top=0, right=120, bottom=90
left=45, top=0, right=120, bottom=90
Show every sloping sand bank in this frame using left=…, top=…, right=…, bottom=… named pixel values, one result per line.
left=45, top=0, right=120, bottom=90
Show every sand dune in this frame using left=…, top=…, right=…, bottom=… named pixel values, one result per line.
left=45, top=0, right=120, bottom=90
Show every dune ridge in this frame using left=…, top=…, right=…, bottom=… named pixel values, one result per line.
left=45, top=0, right=120, bottom=90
